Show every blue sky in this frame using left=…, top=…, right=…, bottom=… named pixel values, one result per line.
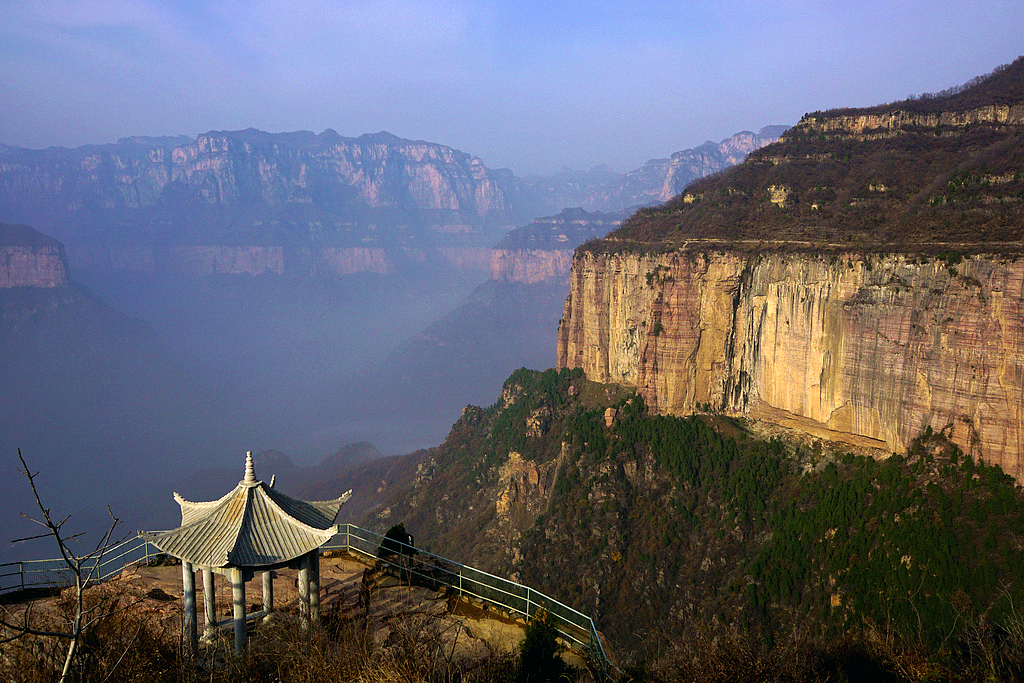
left=0, top=0, right=1020, bottom=174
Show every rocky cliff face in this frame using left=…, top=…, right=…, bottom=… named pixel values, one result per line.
left=490, top=208, right=626, bottom=283
left=0, top=130, right=525, bottom=276
left=0, top=223, right=69, bottom=287
left=516, top=127, right=788, bottom=216
left=65, top=243, right=392, bottom=276
left=795, top=104, right=1024, bottom=140
left=0, top=130, right=514, bottom=222
left=558, top=250, right=1024, bottom=480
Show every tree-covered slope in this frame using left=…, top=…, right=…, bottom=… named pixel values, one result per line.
left=342, top=368, right=1024, bottom=678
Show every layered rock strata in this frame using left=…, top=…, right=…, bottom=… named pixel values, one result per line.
left=0, top=130, right=522, bottom=274
left=557, top=250, right=1024, bottom=480
left=65, top=244, right=393, bottom=276
left=0, top=224, right=69, bottom=287
left=490, top=208, right=626, bottom=284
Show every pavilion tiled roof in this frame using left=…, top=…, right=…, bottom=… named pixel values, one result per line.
left=142, top=453, right=350, bottom=568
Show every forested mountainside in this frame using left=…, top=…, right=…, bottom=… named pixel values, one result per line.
left=309, top=368, right=1024, bottom=679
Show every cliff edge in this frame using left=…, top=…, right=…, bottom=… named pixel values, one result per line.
left=0, top=223, right=69, bottom=287
left=558, top=58, right=1024, bottom=479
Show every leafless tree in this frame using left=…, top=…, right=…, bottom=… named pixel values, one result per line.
left=0, top=449, right=135, bottom=683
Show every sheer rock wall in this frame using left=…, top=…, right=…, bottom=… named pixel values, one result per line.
left=558, top=250, right=1024, bottom=479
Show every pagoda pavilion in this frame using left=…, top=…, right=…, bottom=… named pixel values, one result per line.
left=142, top=452, right=352, bottom=654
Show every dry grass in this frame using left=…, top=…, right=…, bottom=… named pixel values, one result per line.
left=0, top=578, right=533, bottom=683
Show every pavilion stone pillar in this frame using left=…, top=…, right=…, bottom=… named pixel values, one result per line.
left=231, top=568, right=247, bottom=652
left=144, top=452, right=352, bottom=656
left=310, top=551, right=321, bottom=626
left=298, top=554, right=311, bottom=631
left=262, top=569, right=274, bottom=619
left=202, top=568, right=216, bottom=640
left=182, top=562, right=198, bottom=658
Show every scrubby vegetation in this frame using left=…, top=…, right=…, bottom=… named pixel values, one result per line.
left=0, top=582, right=555, bottom=682
left=366, top=367, right=1024, bottom=681
left=591, top=57, right=1024, bottom=252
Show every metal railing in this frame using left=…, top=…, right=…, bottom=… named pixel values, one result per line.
left=0, top=536, right=163, bottom=596
left=0, top=524, right=612, bottom=675
left=327, top=524, right=610, bottom=672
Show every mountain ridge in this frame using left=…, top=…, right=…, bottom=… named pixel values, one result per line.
left=602, top=58, right=1024, bottom=251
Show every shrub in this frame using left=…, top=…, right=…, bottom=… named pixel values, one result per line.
left=519, top=610, right=579, bottom=683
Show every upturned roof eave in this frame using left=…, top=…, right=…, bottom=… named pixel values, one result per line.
left=142, top=483, right=342, bottom=568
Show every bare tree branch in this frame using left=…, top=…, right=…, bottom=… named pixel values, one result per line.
left=8, top=449, right=132, bottom=683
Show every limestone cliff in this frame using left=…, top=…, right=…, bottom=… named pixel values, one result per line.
left=65, top=243, right=392, bottom=276
left=0, top=223, right=69, bottom=287
left=490, top=208, right=626, bottom=283
left=557, top=250, right=1024, bottom=480
left=560, top=59, right=1024, bottom=477
left=0, top=129, right=525, bottom=276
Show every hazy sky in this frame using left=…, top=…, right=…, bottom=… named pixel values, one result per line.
left=1, top=0, right=1020, bottom=174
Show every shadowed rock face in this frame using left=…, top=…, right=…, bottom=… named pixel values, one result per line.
left=557, top=250, right=1024, bottom=480
left=0, top=223, right=69, bottom=287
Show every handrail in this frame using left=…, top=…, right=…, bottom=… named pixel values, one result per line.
left=0, top=524, right=613, bottom=677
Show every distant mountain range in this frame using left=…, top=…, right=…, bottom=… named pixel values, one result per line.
left=0, top=122, right=786, bottom=559
left=0, top=126, right=786, bottom=278
left=519, top=126, right=788, bottom=214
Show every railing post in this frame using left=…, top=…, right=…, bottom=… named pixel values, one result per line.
left=20, top=562, right=24, bottom=592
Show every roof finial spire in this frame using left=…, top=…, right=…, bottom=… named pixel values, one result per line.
left=244, top=451, right=256, bottom=484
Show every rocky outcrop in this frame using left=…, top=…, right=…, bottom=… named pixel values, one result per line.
left=65, top=243, right=392, bottom=276
left=0, top=130, right=524, bottom=266
left=794, top=104, right=1024, bottom=140
left=0, top=223, right=69, bottom=287
left=490, top=208, right=626, bottom=283
left=558, top=250, right=1024, bottom=480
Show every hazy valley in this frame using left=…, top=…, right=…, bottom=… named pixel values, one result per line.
left=5, top=54, right=1024, bottom=682
left=0, top=126, right=779, bottom=561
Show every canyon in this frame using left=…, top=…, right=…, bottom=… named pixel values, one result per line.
left=0, top=126, right=785, bottom=281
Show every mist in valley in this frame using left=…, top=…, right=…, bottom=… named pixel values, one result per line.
left=0, top=122, right=780, bottom=565
left=1, top=256, right=565, bottom=563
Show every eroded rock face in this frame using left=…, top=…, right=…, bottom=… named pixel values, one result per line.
left=0, top=224, right=68, bottom=287
left=796, top=104, right=1024, bottom=139
left=490, top=249, right=577, bottom=284
left=558, top=250, right=1024, bottom=480
left=0, top=130, right=521, bottom=271
left=65, top=244, right=392, bottom=276
left=0, top=130, right=512, bottom=217
left=490, top=208, right=626, bottom=284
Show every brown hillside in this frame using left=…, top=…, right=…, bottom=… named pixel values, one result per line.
left=601, top=57, right=1024, bottom=252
